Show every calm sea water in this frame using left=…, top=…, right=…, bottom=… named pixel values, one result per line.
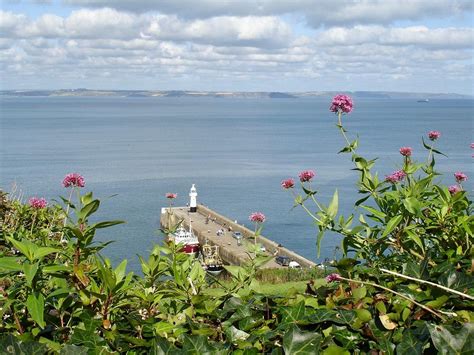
left=1, top=96, right=472, bottom=271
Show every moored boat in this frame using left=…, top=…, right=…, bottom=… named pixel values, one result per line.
left=201, top=243, right=224, bottom=275
left=168, top=224, right=200, bottom=256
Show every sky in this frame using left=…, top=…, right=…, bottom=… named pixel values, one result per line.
left=1, top=0, right=473, bottom=93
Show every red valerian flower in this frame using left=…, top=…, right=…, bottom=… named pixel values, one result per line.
left=29, top=197, right=47, bottom=209
left=330, top=95, right=353, bottom=113
left=454, top=172, right=467, bottom=183
left=249, top=212, right=266, bottom=223
left=281, top=178, right=295, bottom=189
left=298, top=170, right=315, bottom=182
left=448, top=185, right=462, bottom=195
left=399, top=147, right=412, bottom=157
left=428, top=131, right=441, bottom=141
left=385, top=170, right=407, bottom=183
left=63, top=173, right=85, bottom=188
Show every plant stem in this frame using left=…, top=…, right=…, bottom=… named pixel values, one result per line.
left=337, top=112, right=352, bottom=151
left=338, top=276, right=446, bottom=321
left=63, top=188, right=74, bottom=227
left=380, top=268, right=474, bottom=300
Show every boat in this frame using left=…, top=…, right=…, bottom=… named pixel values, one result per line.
left=417, top=99, right=429, bottom=103
left=168, top=224, right=200, bottom=256
left=201, top=243, right=224, bottom=275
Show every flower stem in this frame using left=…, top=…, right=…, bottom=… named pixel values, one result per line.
left=380, top=268, right=474, bottom=300
left=63, top=188, right=74, bottom=227
left=337, top=112, right=353, bottom=152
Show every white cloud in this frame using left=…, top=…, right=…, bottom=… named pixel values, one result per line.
left=316, top=26, right=474, bottom=49
left=0, top=5, right=472, bottom=93
left=63, top=0, right=472, bottom=26
left=144, top=15, right=292, bottom=48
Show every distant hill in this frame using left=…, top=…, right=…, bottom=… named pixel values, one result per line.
left=0, top=89, right=471, bottom=100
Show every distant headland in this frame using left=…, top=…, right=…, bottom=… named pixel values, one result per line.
left=1, top=89, right=471, bottom=100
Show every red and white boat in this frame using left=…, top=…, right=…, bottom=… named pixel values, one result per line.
left=168, top=224, right=200, bottom=256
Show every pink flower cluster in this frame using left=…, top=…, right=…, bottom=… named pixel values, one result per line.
left=385, top=170, right=407, bottom=183
left=325, top=273, right=341, bottom=282
left=454, top=172, right=467, bottom=183
left=249, top=212, right=266, bottom=223
left=399, top=147, right=412, bottom=157
left=330, top=95, right=353, bottom=114
left=165, top=193, right=177, bottom=199
left=29, top=197, right=47, bottom=209
left=448, top=185, right=462, bottom=195
left=298, top=170, right=316, bottom=182
left=63, top=173, right=85, bottom=188
left=428, top=131, right=441, bottom=141
left=281, top=178, right=295, bottom=189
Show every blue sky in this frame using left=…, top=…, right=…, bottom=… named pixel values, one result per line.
left=1, top=0, right=473, bottom=93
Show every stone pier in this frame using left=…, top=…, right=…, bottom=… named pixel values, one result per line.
left=160, top=204, right=316, bottom=269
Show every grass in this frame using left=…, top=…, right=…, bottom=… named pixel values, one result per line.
left=203, top=278, right=327, bottom=297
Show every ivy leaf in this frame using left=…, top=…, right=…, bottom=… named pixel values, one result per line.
left=59, top=345, right=89, bottom=355
left=428, top=323, right=474, bottom=354
left=280, top=301, right=306, bottom=325
left=396, top=329, right=428, bottom=355
left=283, top=325, right=322, bottom=354
left=150, top=337, right=180, bottom=355
left=0, top=335, right=48, bottom=355
left=181, top=335, right=214, bottom=354
left=225, top=325, right=250, bottom=343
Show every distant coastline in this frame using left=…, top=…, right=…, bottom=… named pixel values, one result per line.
left=1, top=89, right=471, bottom=100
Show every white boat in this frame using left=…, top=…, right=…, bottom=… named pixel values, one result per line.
left=168, top=224, right=200, bottom=256
left=417, top=99, right=429, bottom=103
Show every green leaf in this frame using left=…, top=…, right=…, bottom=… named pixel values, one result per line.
left=382, top=215, right=403, bottom=237
left=323, top=344, right=350, bottom=355
left=0, top=335, right=48, bottom=355
left=0, top=257, right=23, bottom=272
left=360, top=205, right=386, bottom=220
left=33, top=247, right=59, bottom=261
left=428, top=323, right=474, bottom=354
left=280, top=301, right=306, bottom=324
left=23, top=262, right=39, bottom=287
left=181, top=335, right=214, bottom=354
left=59, top=345, right=89, bottom=355
left=78, top=200, right=100, bottom=221
left=6, top=237, right=36, bottom=262
left=327, top=190, right=338, bottom=220
left=396, top=329, right=429, bottom=355
left=403, top=197, right=421, bottom=215
left=283, top=325, right=322, bottom=354
left=316, top=230, right=325, bottom=258
left=26, top=293, right=45, bottom=329
left=225, top=325, right=250, bottom=342
left=154, top=322, right=175, bottom=337
left=113, top=259, right=127, bottom=284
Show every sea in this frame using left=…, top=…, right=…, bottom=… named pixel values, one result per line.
left=1, top=96, right=472, bottom=272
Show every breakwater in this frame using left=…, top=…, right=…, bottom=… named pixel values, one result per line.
left=160, top=204, right=316, bottom=269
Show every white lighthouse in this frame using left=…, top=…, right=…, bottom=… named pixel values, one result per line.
left=189, top=184, right=197, bottom=213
